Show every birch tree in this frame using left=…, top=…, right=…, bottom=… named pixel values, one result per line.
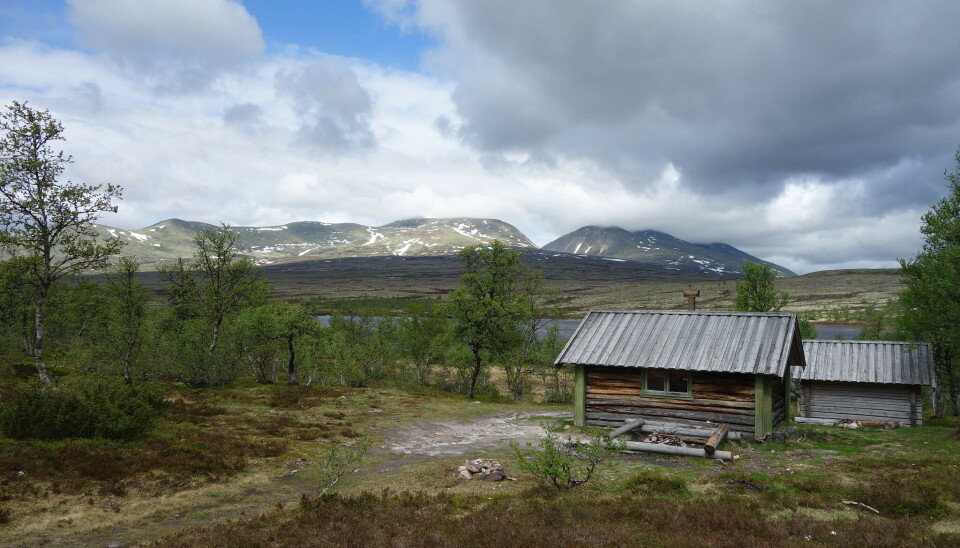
left=0, top=101, right=122, bottom=383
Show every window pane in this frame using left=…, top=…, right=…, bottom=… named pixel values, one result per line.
left=647, top=370, right=665, bottom=392
left=668, top=372, right=688, bottom=394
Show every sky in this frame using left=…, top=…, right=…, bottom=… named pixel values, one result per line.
left=1, top=1, right=959, bottom=274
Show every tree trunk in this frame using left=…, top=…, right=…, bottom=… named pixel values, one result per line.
left=33, top=294, right=51, bottom=384
left=287, top=335, right=298, bottom=385
left=468, top=345, right=482, bottom=399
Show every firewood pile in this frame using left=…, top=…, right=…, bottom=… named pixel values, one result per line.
left=457, top=458, right=514, bottom=481
left=643, top=432, right=685, bottom=447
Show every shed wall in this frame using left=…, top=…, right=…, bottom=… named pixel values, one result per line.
left=799, top=381, right=922, bottom=426
left=585, top=366, right=758, bottom=436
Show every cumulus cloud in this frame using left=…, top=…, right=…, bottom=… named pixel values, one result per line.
left=67, top=0, right=264, bottom=91
left=275, top=57, right=376, bottom=151
left=393, top=0, right=960, bottom=210
left=1, top=1, right=955, bottom=274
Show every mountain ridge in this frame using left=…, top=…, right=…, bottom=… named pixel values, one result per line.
left=541, top=225, right=796, bottom=277
left=91, top=217, right=793, bottom=276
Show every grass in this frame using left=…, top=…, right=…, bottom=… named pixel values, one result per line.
left=1, top=376, right=958, bottom=546
left=154, top=407, right=960, bottom=547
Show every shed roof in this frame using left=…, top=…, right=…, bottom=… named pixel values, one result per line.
left=555, top=310, right=805, bottom=377
left=793, top=340, right=934, bottom=386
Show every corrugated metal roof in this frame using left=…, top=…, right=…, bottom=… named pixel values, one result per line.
left=555, top=310, right=804, bottom=376
left=793, top=340, right=934, bottom=385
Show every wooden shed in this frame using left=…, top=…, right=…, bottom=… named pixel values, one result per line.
left=794, top=340, right=934, bottom=426
left=556, top=310, right=806, bottom=437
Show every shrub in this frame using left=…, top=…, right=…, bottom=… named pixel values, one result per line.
left=623, top=470, right=688, bottom=495
left=510, top=428, right=622, bottom=489
left=0, top=377, right=164, bottom=441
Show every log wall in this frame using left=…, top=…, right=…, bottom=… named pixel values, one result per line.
left=799, top=381, right=922, bottom=426
left=585, top=366, right=758, bottom=436
left=772, top=376, right=786, bottom=428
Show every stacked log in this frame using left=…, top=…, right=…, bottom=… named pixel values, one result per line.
left=585, top=367, right=757, bottom=435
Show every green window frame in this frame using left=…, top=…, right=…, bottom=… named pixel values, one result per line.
left=643, top=369, right=693, bottom=399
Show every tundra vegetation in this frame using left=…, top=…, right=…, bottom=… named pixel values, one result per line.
left=0, top=105, right=957, bottom=545
left=897, top=146, right=960, bottom=419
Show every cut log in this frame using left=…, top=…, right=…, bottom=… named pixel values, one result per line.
left=703, top=423, right=729, bottom=455
left=621, top=441, right=734, bottom=461
left=793, top=417, right=840, bottom=426
left=640, top=423, right=742, bottom=441
left=607, top=418, right=645, bottom=439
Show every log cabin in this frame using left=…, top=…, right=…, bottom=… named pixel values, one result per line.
left=793, top=340, right=934, bottom=426
left=555, top=310, right=806, bottom=437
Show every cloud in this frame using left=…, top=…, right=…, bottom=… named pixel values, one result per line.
left=397, top=1, right=960, bottom=210
left=2, top=2, right=955, bottom=275
left=66, top=0, right=264, bottom=91
left=275, top=57, right=376, bottom=151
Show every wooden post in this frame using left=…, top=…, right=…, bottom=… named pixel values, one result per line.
left=574, top=364, right=586, bottom=427
left=607, top=418, right=645, bottom=439
left=703, top=423, right=729, bottom=455
left=783, top=365, right=792, bottom=423
left=755, top=375, right=773, bottom=437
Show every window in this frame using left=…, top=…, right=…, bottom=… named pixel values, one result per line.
left=643, top=369, right=692, bottom=399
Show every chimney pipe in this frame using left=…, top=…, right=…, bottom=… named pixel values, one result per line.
left=682, top=289, right=700, bottom=311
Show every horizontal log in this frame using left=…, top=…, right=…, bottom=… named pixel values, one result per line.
left=621, top=441, right=734, bottom=461
left=588, top=406, right=755, bottom=428
left=586, top=393, right=756, bottom=411
left=587, top=399, right=756, bottom=417
left=587, top=415, right=749, bottom=439
left=794, top=417, right=839, bottom=425
left=607, top=418, right=645, bottom=439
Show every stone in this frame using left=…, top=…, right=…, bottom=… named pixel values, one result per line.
left=458, top=470, right=473, bottom=481
left=465, top=463, right=482, bottom=474
left=483, top=471, right=505, bottom=481
left=771, top=432, right=787, bottom=443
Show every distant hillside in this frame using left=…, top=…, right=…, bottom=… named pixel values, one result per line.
left=92, top=217, right=536, bottom=268
left=542, top=226, right=796, bottom=277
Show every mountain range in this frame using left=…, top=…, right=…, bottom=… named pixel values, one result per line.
left=92, top=217, right=794, bottom=277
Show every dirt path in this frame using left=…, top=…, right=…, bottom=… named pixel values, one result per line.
left=377, top=410, right=572, bottom=456
left=15, top=408, right=570, bottom=547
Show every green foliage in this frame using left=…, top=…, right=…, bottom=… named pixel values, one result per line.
left=734, top=261, right=789, bottom=312
left=897, top=147, right=960, bottom=417
left=0, top=101, right=123, bottom=383
left=159, top=224, right=268, bottom=386
left=314, top=441, right=369, bottom=496
left=444, top=241, right=539, bottom=398
left=91, top=257, right=152, bottom=382
left=236, top=301, right=316, bottom=384
left=0, top=377, right=164, bottom=441
left=510, top=428, right=623, bottom=489
left=797, top=313, right=818, bottom=339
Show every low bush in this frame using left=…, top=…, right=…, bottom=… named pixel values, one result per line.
left=510, top=428, right=623, bottom=489
left=0, top=377, right=166, bottom=441
left=622, top=470, right=689, bottom=496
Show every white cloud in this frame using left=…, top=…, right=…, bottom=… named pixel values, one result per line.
left=66, top=0, right=264, bottom=91
left=0, top=2, right=950, bottom=274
